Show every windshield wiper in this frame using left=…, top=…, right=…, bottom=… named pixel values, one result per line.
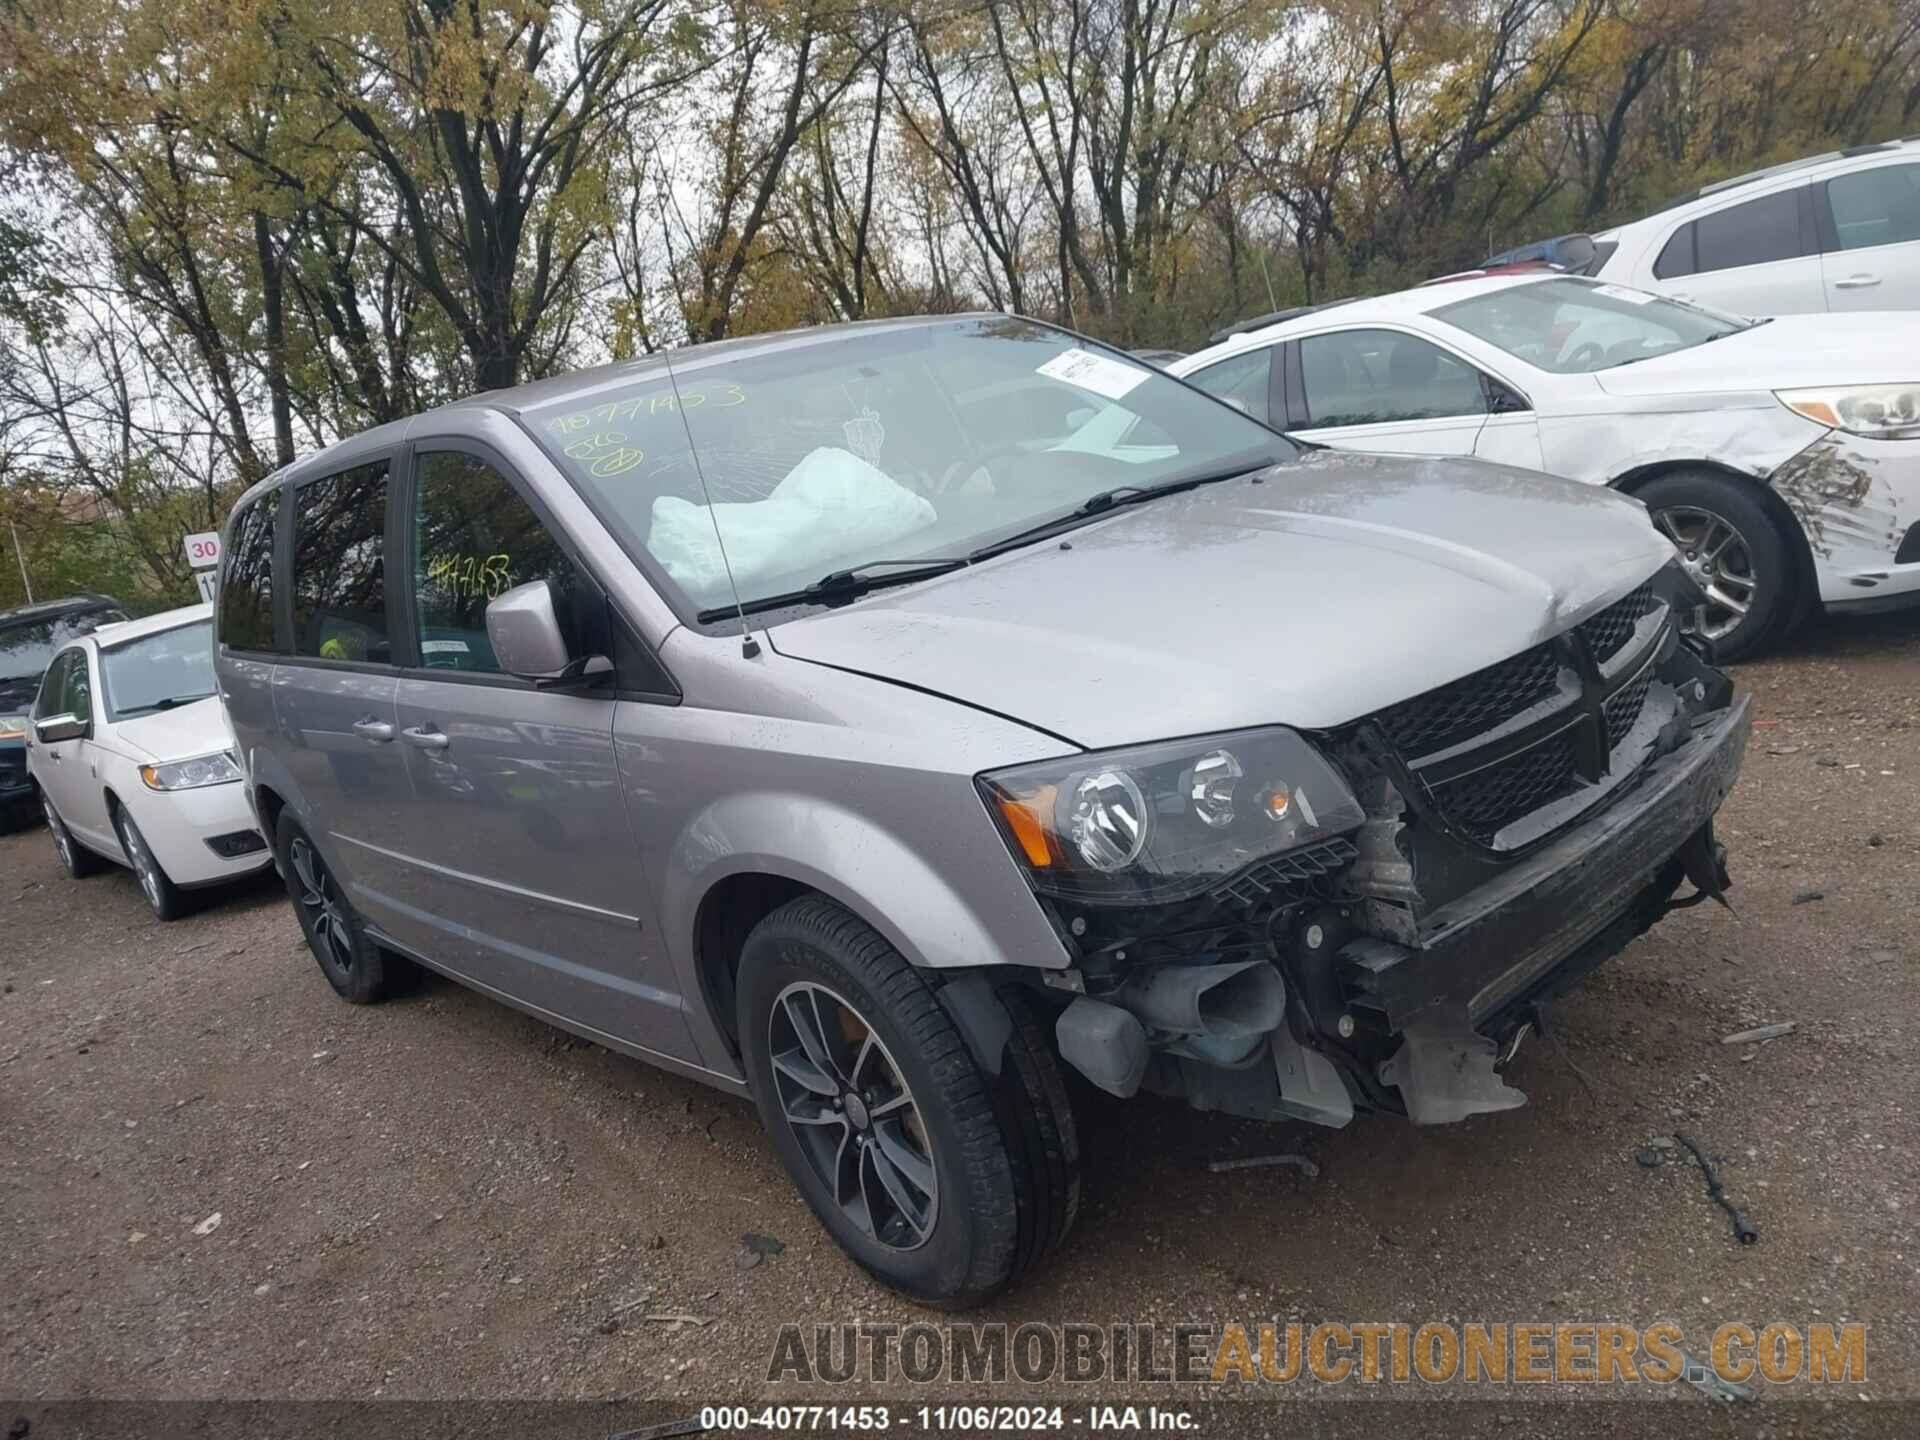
left=118, top=694, right=211, bottom=717
left=696, top=558, right=970, bottom=622
left=969, top=457, right=1279, bottom=562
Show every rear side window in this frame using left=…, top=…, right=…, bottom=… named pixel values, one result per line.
left=1652, top=224, right=1695, bottom=279
left=1298, top=329, right=1486, bottom=427
left=411, top=450, right=590, bottom=674
left=1825, top=164, right=1920, bottom=251
left=291, top=460, right=390, bottom=663
left=1692, top=189, right=1806, bottom=274
left=1188, top=349, right=1273, bottom=424
left=220, top=492, right=278, bottom=652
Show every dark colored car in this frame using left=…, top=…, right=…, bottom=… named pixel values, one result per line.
left=0, top=594, right=130, bottom=825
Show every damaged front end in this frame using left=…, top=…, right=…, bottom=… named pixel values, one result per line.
left=993, top=568, right=1750, bottom=1129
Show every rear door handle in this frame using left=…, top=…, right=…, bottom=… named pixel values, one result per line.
left=401, top=725, right=449, bottom=751
left=1835, top=274, right=1881, bottom=289
left=352, top=717, right=394, bottom=743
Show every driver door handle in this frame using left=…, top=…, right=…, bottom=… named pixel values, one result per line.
left=401, top=725, right=449, bottom=751
left=352, top=717, right=394, bottom=743
left=1834, top=273, right=1881, bottom=289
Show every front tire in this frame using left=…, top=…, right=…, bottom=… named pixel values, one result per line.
left=737, top=896, right=1079, bottom=1307
left=112, top=807, right=187, bottom=922
left=1639, top=471, right=1793, bottom=661
left=275, top=812, right=412, bottom=1003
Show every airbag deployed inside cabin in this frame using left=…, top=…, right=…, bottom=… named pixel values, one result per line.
left=646, top=446, right=936, bottom=596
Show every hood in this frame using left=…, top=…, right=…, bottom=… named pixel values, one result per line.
left=0, top=674, right=40, bottom=714
left=1593, top=314, right=1917, bottom=398
left=768, top=452, right=1674, bottom=748
left=108, top=695, right=233, bottom=763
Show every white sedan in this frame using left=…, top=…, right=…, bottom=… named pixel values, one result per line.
left=1173, top=273, right=1920, bottom=658
left=25, top=603, right=271, bottom=919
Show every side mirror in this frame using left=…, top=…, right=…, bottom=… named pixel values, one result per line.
left=485, top=581, right=610, bottom=690
left=34, top=713, right=88, bottom=744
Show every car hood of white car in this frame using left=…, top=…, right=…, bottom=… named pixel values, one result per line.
left=1591, top=313, right=1917, bottom=397
left=109, top=695, right=232, bottom=763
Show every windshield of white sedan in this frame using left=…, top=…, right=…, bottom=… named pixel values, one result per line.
left=102, top=622, right=215, bottom=720
left=1434, top=278, right=1748, bottom=375
left=523, top=317, right=1291, bottom=616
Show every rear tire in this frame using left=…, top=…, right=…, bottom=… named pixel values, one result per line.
left=736, top=896, right=1080, bottom=1307
left=112, top=807, right=188, bottom=922
left=42, top=792, right=107, bottom=878
left=275, top=811, right=412, bottom=1003
left=1638, top=470, right=1792, bottom=661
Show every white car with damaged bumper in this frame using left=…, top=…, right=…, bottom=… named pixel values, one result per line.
left=1176, top=273, right=1920, bottom=658
left=26, top=603, right=271, bottom=919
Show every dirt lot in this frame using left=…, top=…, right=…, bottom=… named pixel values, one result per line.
left=3, top=612, right=1918, bottom=1420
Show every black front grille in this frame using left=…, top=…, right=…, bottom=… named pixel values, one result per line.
left=1576, top=583, right=1658, bottom=665
left=1603, top=664, right=1656, bottom=749
left=1375, top=645, right=1562, bottom=754
left=1427, top=730, right=1581, bottom=846
left=1366, top=587, right=1673, bottom=852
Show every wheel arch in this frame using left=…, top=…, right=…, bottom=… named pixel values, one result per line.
left=1611, top=459, right=1820, bottom=628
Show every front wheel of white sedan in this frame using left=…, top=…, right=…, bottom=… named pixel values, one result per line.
left=113, top=807, right=188, bottom=922
left=1640, top=471, right=1793, bottom=662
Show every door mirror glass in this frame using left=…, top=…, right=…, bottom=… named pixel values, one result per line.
left=486, top=581, right=577, bottom=682
left=34, top=713, right=87, bottom=744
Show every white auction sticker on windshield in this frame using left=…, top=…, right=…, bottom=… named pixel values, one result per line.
left=1594, top=283, right=1657, bottom=305
left=1036, top=347, right=1150, bottom=400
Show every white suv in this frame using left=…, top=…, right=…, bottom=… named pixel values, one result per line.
left=1589, top=138, right=1920, bottom=315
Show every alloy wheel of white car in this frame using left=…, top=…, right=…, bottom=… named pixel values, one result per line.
left=1652, top=504, right=1759, bottom=645
left=113, top=808, right=185, bottom=921
left=42, top=793, right=104, bottom=878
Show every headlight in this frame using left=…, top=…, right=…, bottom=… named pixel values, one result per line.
left=140, top=751, right=243, bottom=791
left=1778, top=384, right=1920, bottom=440
left=978, top=727, right=1365, bottom=905
left=0, top=714, right=25, bottom=742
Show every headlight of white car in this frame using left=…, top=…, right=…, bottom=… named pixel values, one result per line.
left=140, top=751, right=243, bottom=791
left=0, top=714, right=26, bottom=741
left=1777, top=384, right=1920, bottom=440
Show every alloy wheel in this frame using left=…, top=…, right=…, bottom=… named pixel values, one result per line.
left=768, top=980, right=939, bottom=1251
left=290, top=836, right=354, bottom=975
left=1652, top=504, right=1758, bottom=643
left=42, top=797, right=73, bottom=871
left=120, top=817, right=162, bottom=910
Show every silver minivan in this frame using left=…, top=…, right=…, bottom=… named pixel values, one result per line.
left=216, top=315, right=1750, bottom=1305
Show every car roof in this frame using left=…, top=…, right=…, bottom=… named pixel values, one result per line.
left=0, top=593, right=124, bottom=627
left=1187, top=273, right=1556, bottom=355
left=1635, top=137, right=1920, bottom=220
left=87, top=603, right=214, bottom=649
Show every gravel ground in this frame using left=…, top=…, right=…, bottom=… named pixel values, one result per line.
left=3, top=611, right=1917, bottom=1420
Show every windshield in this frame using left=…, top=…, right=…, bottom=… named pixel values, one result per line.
left=1433, top=277, right=1750, bottom=374
left=0, top=610, right=123, bottom=682
left=522, top=317, right=1292, bottom=618
left=101, top=621, right=215, bottom=720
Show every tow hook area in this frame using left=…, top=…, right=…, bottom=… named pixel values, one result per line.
left=1378, top=1025, right=1528, bottom=1125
